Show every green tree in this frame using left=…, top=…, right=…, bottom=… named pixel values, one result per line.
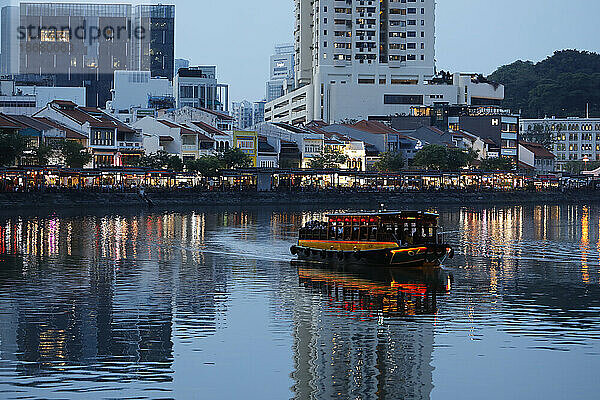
left=135, top=151, right=184, bottom=171
left=33, top=143, right=55, bottom=165
left=480, top=157, right=514, bottom=171
left=308, top=148, right=348, bottom=170
left=186, top=155, right=221, bottom=177
left=446, top=147, right=478, bottom=171
left=412, top=145, right=448, bottom=170
left=373, top=151, right=404, bottom=172
left=412, top=145, right=477, bottom=171
left=135, top=152, right=162, bottom=169
left=219, top=148, right=252, bottom=169
left=0, top=133, right=29, bottom=166
left=488, top=50, right=600, bottom=117
left=166, top=154, right=184, bottom=172
left=58, top=140, right=92, bottom=168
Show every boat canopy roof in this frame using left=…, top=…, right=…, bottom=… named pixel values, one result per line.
left=326, top=211, right=439, bottom=219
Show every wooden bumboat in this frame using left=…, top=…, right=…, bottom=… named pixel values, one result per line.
left=290, top=211, right=454, bottom=268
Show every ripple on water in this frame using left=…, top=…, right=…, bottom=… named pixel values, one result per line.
left=0, top=206, right=598, bottom=399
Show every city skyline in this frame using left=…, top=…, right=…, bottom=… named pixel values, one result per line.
left=177, top=0, right=600, bottom=102
left=0, top=0, right=597, bottom=103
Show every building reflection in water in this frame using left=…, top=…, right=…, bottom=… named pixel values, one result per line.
left=1, top=205, right=600, bottom=397
left=581, top=206, right=590, bottom=284
left=454, top=205, right=600, bottom=287
left=0, top=212, right=239, bottom=386
left=291, top=263, right=451, bottom=400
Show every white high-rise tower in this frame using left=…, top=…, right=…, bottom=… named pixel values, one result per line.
left=266, top=0, right=503, bottom=125
left=295, top=0, right=436, bottom=85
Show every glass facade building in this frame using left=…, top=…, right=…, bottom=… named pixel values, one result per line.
left=1, top=2, right=175, bottom=107
left=132, top=5, right=175, bottom=81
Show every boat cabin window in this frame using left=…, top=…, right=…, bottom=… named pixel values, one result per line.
left=299, top=221, right=328, bottom=240
left=377, top=218, right=438, bottom=245
left=327, top=216, right=380, bottom=241
left=302, top=214, right=439, bottom=244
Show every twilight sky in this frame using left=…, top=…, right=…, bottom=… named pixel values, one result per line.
left=174, top=0, right=599, bottom=103
left=4, top=0, right=598, bottom=103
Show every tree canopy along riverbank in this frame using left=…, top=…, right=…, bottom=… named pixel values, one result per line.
left=488, top=50, right=600, bottom=118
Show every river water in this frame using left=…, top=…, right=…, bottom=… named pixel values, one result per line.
left=0, top=204, right=598, bottom=399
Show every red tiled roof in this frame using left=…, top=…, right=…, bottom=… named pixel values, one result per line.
left=196, top=107, right=234, bottom=120
left=5, top=114, right=55, bottom=132
left=427, top=126, right=446, bottom=135
left=157, top=119, right=180, bottom=128
left=305, top=120, right=330, bottom=134
left=51, top=100, right=78, bottom=107
left=518, top=161, right=536, bottom=170
left=0, top=114, right=25, bottom=129
left=179, top=125, right=198, bottom=135
left=51, top=103, right=117, bottom=129
left=181, top=124, right=215, bottom=142
left=351, top=120, right=397, bottom=134
left=33, top=117, right=88, bottom=140
left=190, top=121, right=228, bottom=137
left=323, top=131, right=351, bottom=143
left=308, top=120, right=329, bottom=128
left=158, top=120, right=200, bottom=135
left=482, top=138, right=498, bottom=146
left=454, top=130, right=478, bottom=142
left=520, top=141, right=555, bottom=159
left=101, top=113, right=137, bottom=133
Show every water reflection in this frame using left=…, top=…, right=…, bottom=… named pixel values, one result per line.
left=0, top=205, right=599, bottom=398
left=297, top=265, right=451, bottom=317
left=0, top=212, right=237, bottom=397
left=292, top=264, right=451, bottom=400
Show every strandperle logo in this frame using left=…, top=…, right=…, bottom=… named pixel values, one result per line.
left=16, top=20, right=146, bottom=46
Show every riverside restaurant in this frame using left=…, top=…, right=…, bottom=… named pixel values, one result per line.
left=0, top=167, right=198, bottom=191
left=0, top=167, right=567, bottom=192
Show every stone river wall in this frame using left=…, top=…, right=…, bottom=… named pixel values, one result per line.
left=0, top=190, right=597, bottom=212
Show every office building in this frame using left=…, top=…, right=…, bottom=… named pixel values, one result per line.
left=520, top=117, right=600, bottom=171
left=265, top=0, right=503, bottom=125
left=232, top=100, right=254, bottom=129
left=106, top=70, right=173, bottom=115
left=253, top=100, right=266, bottom=125
left=233, top=100, right=267, bottom=129
left=131, top=5, right=176, bottom=80
left=0, top=3, right=175, bottom=107
left=266, top=43, right=295, bottom=102
left=174, top=58, right=190, bottom=76
left=174, top=66, right=229, bottom=112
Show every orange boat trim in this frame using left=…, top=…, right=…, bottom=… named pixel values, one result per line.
left=298, top=240, right=399, bottom=251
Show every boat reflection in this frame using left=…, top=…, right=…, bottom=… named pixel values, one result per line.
left=291, top=263, right=452, bottom=400
left=297, top=263, right=452, bottom=317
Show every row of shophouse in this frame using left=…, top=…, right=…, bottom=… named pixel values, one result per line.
left=0, top=100, right=561, bottom=176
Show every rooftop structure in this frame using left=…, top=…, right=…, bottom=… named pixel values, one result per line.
left=174, top=66, right=229, bottom=112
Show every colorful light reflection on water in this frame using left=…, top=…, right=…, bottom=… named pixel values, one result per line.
left=0, top=205, right=598, bottom=399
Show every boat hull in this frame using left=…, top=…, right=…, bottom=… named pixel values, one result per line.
left=291, top=242, right=452, bottom=268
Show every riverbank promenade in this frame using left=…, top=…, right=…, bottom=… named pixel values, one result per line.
left=0, top=166, right=577, bottom=193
